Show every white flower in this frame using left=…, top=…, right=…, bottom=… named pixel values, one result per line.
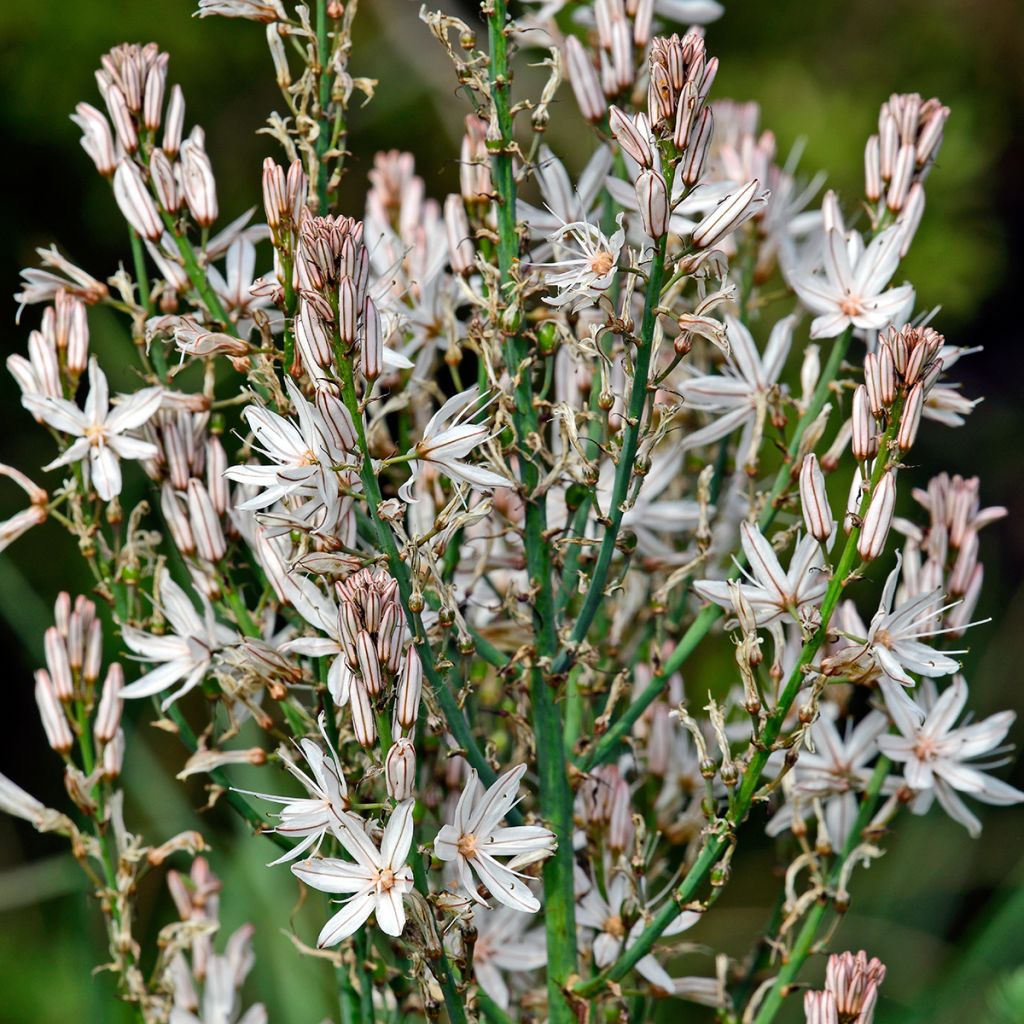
left=454, top=904, right=547, bottom=1010
left=694, top=521, right=828, bottom=627
left=292, top=800, right=416, bottom=945
left=120, top=573, right=238, bottom=709
left=26, top=357, right=162, bottom=501
left=766, top=709, right=889, bottom=847
left=678, top=315, right=794, bottom=469
left=434, top=764, right=556, bottom=913
left=399, top=386, right=511, bottom=503
left=532, top=214, right=625, bottom=312
left=225, top=378, right=346, bottom=529
left=576, top=868, right=700, bottom=993
left=878, top=676, right=1024, bottom=837
left=237, top=713, right=349, bottom=864
left=790, top=224, right=914, bottom=338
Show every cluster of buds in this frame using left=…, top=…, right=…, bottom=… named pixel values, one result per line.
left=74, top=43, right=222, bottom=241
left=897, top=472, right=1007, bottom=635
left=9, top=291, right=91, bottom=410
left=145, top=410, right=230, bottom=572
left=35, top=593, right=125, bottom=781
left=292, top=214, right=387, bottom=381
left=864, top=92, right=949, bottom=213
left=564, top=0, right=658, bottom=124
left=803, top=950, right=886, bottom=1024
left=333, top=569, right=421, bottom=749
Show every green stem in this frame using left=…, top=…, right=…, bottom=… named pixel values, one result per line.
left=160, top=210, right=235, bottom=330
left=578, top=328, right=853, bottom=771
left=315, top=0, right=331, bottom=213
left=574, top=406, right=900, bottom=998
left=129, top=228, right=153, bottom=316
left=552, top=233, right=667, bottom=677
left=486, top=2, right=577, bottom=1015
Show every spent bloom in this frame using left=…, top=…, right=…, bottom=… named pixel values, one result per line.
left=434, top=764, right=556, bottom=913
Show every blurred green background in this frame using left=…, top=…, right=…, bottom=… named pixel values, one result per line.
left=0, top=1, right=1022, bottom=1021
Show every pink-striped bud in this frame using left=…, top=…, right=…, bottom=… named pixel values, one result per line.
left=948, top=528, right=979, bottom=595
left=635, top=169, right=669, bottom=239
left=864, top=134, right=882, bottom=202
left=896, top=383, right=924, bottom=451
left=71, top=103, right=118, bottom=177
left=102, top=729, right=126, bottom=780
left=205, top=436, right=228, bottom=516
left=857, top=471, right=896, bottom=561
left=851, top=385, right=876, bottom=461
left=632, top=0, right=655, bottom=46
left=608, top=106, right=654, bottom=168
left=315, top=383, right=357, bottom=452
left=142, top=53, right=168, bottom=131
left=395, top=648, right=422, bottom=729
left=886, top=143, right=915, bottom=212
left=385, top=738, right=417, bottom=801
left=681, top=107, right=713, bottom=185
left=262, top=157, right=288, bottom=232
left=150, top=147, right=181, bottom=213
left=94, top=663, right=124, bottom=744
left=804, top=990, right=838, bottom=1024
left=83, top=619, right=103, bottom=684
left=350, top=682, right=376, bottom=748
left=180, top=138, right=218, bottom=227
left=294, top=300, right=333, bottom=370
left=99, top=77, right=138, bottom=153
left=355, top=630, right=382, bottom=696
left=565, top=37, right=606, bottom=123
left=113, top=160, right=163, bottom=240
left=360, top=297, right=384, bottom=381
left=610, top=18, right=634, bottom=91
left=162, top=85, right=185, bottom=157
left=35, top=670, right=73, bottom=753
left=44, top=627, right=74, bottom=701
left=672, top=81, right=699, bottom=151
left=161, top=481, right=195, bottom=555
left=800, top=454, right=833, bottom=543
left=187, top=479, right=225, bottom=562
left=337, top=278, right=357, bottom=346
left=693, top=179, right=766, bottom=249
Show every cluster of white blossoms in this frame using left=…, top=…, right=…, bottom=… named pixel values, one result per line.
left=1, top=2, right=1019, bottom=1023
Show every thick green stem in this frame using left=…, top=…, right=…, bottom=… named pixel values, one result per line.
left=315, top=0, right=331, bottom=212
left=485, top=2, right=577, bottom=1015
left=578, top=328, right=853, bottom=771
left=574, top=407, right=900, bottom=997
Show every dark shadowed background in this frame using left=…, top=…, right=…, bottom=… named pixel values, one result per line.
left=0, top=1, right=1021, bottom=1021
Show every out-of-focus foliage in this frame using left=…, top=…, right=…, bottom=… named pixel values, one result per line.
left=0, top=2, right=1021, bottom=1022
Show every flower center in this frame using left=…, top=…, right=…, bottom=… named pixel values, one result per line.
left=376, top=867, right=396, bottom=892
left=604, top=915, right=626, bottom=939
left=839, top=294, right=862, bottom=316
left=589, top=250, right=614, bottom=276
left=912, top=737, right=937, bottom=762
left=456, top=833, right=479, bottom=859
left=85, top=423, right=106, bottom=445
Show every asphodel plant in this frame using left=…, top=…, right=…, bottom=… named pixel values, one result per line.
left=3, top=1, right=1018, bottom=1022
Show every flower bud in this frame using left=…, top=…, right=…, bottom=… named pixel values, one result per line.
left=83, top=618, right=103, bottom=684
left=113, top=160, right=164, bottom=240
left=142, top=53, right=168, bottom=131
left=350, top=682, right=376, bottom=748
left=864, top=134, right=882, bottom=202
left=94, top=663, right=124, bottom=744
left=355, top=630, right=382, bottom=696
left=102, top=728, right=126, bottom=780
left=35, top=670, right=73, bottom=753
left=443, top=194, right=474, bottom=276
left=150, top=147, right=181, bottom=213
left=161, top=481, right=195, bottom=555
left=71, top=103, right=118, bottom=177
left=294, top=300, right=333, bottom=370
left=681, top=106, right=713, bottom=185
left=360, top=297, right=384, bottom=381
left=337, top=278, right=357, bottom=347
left=800, top=454, right=833, bottom=543
left=315, top=383, right=357, bottom=452
left=608, top=106, right=654, bottom=168
left=385, top=738, right=417, bottom=801
left=44, top=627, right=74, bottom=701
left=851, top=385, right=876, bottom=461
left=635, top=169, right=669, bottom=239
left=205, top=436, right=229, bottom=516
left=162, top=84, right=185, bottom=158
left=692, top=178, right=765, bottom=249
left=180, top=138, right=219, bottom=227
left=857, top=470, right=896, bottom=561
left=396, top=648, right=422, bottom=729
left=564, top=36, right=606, bottom=123
left=187, top=478, right=225, bottom=562
left=896, top=382, right=924, bottom=451
left=886, top=143, right=915, bottom=212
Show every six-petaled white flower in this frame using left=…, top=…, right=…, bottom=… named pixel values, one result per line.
left=292, top=800, right=416, bottom=945
left=434, top=764, right=556, bottom=913
left=26, top=356, right=162, bottom=501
